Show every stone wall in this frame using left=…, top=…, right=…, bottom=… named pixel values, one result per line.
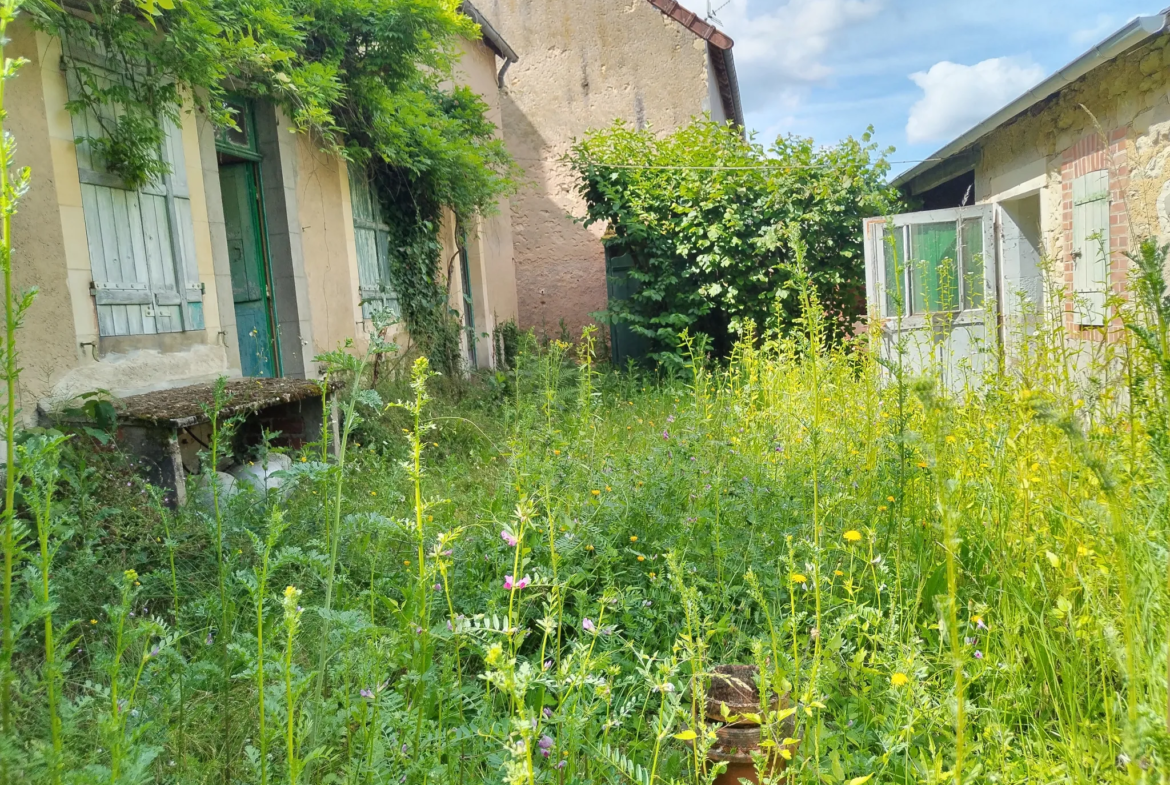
left=975, top=32, right=1170, bottom=337
left=482, top=0, right=714, bottom=341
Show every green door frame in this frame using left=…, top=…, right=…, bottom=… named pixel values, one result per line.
left=216, top=98, right=282, bottom=377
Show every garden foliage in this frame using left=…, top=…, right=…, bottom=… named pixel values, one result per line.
left=567, top=120, right=900, bottom=364
left=6, top=244, right=1170, bottom=783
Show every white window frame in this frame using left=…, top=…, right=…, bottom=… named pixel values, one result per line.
left=865, top=204, right=995, bottom=328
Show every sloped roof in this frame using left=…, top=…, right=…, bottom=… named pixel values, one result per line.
left=645, top=0, right=743, bottom=129
left=647, top=0, right=735, bottom=50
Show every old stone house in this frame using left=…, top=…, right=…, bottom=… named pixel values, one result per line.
left=480, top=0, right=743, bottom=345
left=7, top=4, right=519, bottom=421
left=864, top=10, right=1170, bottom=385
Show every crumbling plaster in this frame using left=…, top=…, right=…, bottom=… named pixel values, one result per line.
left=485, top=0, right=713, bottom=340
left=975, top=33, right=1170, bottom=257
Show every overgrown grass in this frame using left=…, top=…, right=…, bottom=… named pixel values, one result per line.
left=5, top=241, right=1170, bottom=785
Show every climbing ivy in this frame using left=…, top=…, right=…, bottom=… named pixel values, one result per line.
left=28, top=0, right=514, bottom=372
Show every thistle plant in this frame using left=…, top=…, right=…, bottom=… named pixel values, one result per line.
left=241, top=507, right=291, bottom=785
left=25, top=434, right=67, bottom=784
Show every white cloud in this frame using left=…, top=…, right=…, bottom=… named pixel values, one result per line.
left=716, top=0, right=883, bottom=90
left=905, top=57, right=1045, bottom=144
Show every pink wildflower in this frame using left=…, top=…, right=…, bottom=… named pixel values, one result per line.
left=501, top=530, right=518, bottom=547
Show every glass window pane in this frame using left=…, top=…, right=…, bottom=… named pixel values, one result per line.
left=961, top=217, right=984, bottom=310
left=910, top=222, right=959, bottom=314
left=874, top=223, right=904, bottom=317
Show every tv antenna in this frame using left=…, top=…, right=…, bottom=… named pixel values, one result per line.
left=706, top=0, right=730, bottom=23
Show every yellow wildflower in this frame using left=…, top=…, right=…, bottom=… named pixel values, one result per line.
left=637, top=555, right=645, bottom=562
left=844, top=530, right=862, bottom=543
left=591, top=489, right=600, bottom=496
left=791, top=574, right=807, bottom=584
left=891, top=672, right=909, bottom=687
left=629, top=535, right=638, bottom=543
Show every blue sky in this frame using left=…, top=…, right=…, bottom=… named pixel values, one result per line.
left=709, top=0, right=1155, bottom=178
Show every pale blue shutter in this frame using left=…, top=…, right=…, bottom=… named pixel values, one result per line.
left=348, top=168, right=399, bottom=321
left=66, top=49, right=204, bottom=337
left=1072, top=170, right=1111, bottom=327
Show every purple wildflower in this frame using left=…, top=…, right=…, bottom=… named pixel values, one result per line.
left=501, top=530, right=518, bottom=547
left=556, top=760, right=567, bottom=770
left=432, top=583, right=442, bottom=592
left=582, top=618, right=595, bottom=632
left=974, top=650, right=984, bottom=660
left=360, top=689, right=374, bottom=699
left=543, top=706, right=553, bottom=718
left=539, top=736, right=554, bottom=758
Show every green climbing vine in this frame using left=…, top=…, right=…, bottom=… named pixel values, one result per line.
left=28, top=0, right=515, bottom=372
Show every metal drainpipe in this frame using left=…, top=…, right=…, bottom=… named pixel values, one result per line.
left=496, top=59, right=511, bottom=89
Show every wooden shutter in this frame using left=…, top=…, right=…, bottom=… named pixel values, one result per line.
left=66, top=51, right=204, bottom=337
left=348, top=168, right=399, bottom=321
left=1071, top=170, right=1111, bottom=327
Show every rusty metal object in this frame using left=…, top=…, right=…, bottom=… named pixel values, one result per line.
left=705, top=664, right=799, bottom=785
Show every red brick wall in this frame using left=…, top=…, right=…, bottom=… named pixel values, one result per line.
left=1059, top=128, right=1130, bottom=339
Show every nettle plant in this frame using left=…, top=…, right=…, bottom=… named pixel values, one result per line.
left=567, top=119, right=901, bottom=365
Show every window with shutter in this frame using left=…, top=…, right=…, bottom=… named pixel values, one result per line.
left=66, top=50, right=204, bottom=337
left=348, top=168, right=399, bottom=321
left=1071, top=170, right=1111, bottom=327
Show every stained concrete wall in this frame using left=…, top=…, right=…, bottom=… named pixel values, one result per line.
left=483, top=0, right=714, bottom=340
left=298, top=139, right=364, bottom=362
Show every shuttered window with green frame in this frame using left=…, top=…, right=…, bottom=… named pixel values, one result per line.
left=348, top=168, right=399, bottom=321
left=66, top=47, right=204, bottom=337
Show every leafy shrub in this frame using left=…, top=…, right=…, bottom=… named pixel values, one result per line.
left=567, top=119, right=900, bottom=365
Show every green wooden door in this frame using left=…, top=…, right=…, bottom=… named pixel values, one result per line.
left=220, top=163, right=277, bottom=377
left=605, top=249, right=649, bottom=367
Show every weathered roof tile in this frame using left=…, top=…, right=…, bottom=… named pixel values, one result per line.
left=647, top=0, right=735, bottom=50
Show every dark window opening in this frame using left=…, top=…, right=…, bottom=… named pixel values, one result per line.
left=914, top=170, right=976, bottom=211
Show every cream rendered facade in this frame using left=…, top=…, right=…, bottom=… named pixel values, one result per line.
left=481, top=0, right=742, bottom=342
left=6, top=13, right=517, bottom=422
left=866, top=11, right=1170, bottom=384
